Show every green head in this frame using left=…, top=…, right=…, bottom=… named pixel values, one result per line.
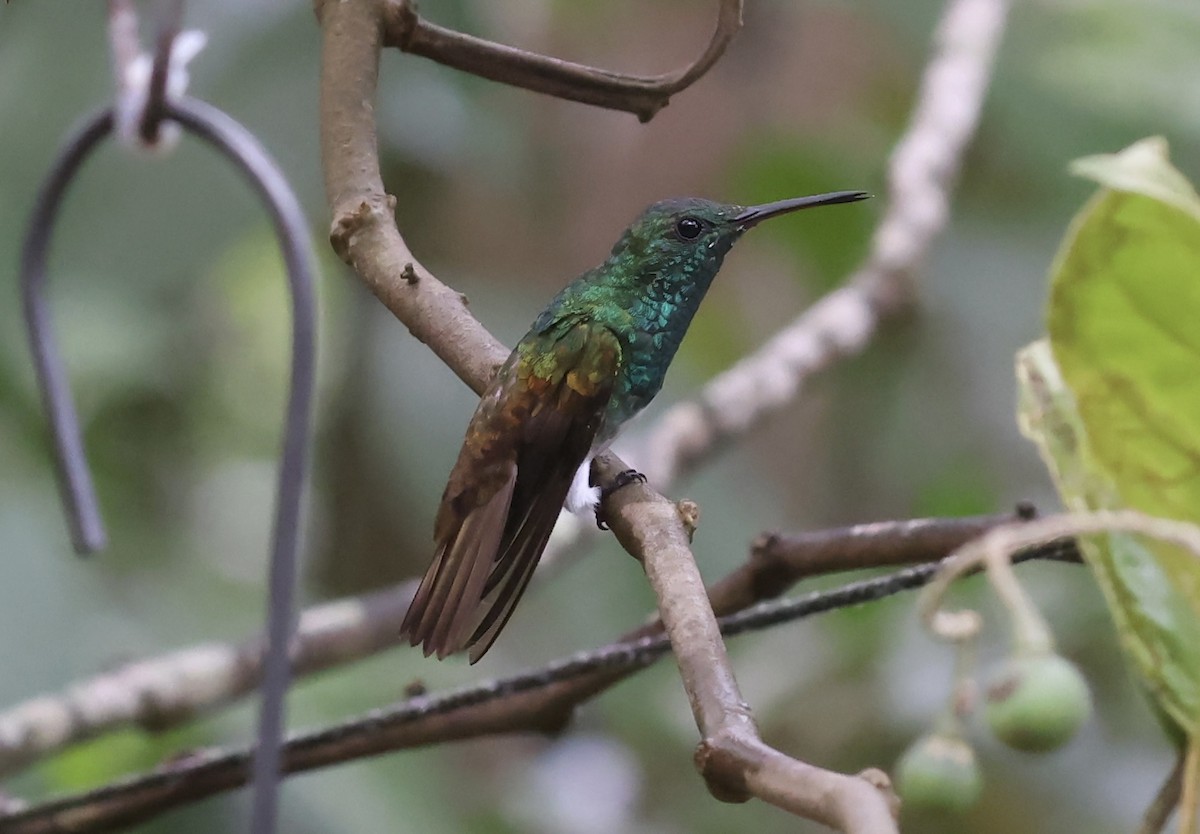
left=568, top=189, right=870, bottom=432
left=603, top=190, right=870, bottom=292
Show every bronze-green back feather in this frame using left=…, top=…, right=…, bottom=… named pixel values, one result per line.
left=400, top=319, right=622, bottom=661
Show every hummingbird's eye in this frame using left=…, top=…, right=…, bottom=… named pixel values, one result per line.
left=675, top=217, right=704, bottom=241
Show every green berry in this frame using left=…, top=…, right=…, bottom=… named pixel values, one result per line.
left=896, top=733, right=982, bottom=813
left=985, top=653, right=1092, bottom=753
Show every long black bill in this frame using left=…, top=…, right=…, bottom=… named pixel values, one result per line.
left=734, top=190, right=871, bottom=229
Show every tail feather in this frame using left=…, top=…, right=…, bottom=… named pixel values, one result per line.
left=400, top=466, right=515, bottom=658
left=468, top=481, right=568, bottom=661
left=400, top=319, right=622, bottom=661
left=432, top=469, right=514, bottom=655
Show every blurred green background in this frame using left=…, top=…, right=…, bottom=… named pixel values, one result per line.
left=2, top=1, right=1199, bottom=831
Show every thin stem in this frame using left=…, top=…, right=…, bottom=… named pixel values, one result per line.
left=1182, top=740, right=1200, bottom=834
left=0, top=547, right=1076, bottom=834
left=0, top=511, right=1067, bottom=778
left=1138, top=751, right=1185, bottom=834
left=138, top=0, right=183, bottom=144
left=379, top=0, right=743, bottom=122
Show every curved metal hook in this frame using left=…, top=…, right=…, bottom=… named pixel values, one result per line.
left=18, top=97, right=317, bottom=834
left=19, top=108, right=116, bottom=552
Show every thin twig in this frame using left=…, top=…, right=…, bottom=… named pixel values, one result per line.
left=0, top=512, right=1047, bottom=778
left=374, top=0, right=742, bottom=122
left=709, top=508, right=1040, bottom=616
left=0, top=586, right=412, bottom=779
left=1138, top=750, right=1186, bottom=834
left=1138, top=751, right=1185, bottom=834
left=1183, top=740, right=1200, bottom=834
left=137, top=0, right=182, bottom=144
left=0, top=545, right=1077, bottom=834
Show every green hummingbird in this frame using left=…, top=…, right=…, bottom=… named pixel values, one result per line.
left=400, top=190, right=870, bottom=662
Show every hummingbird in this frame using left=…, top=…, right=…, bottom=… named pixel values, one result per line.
left=400, top=190, right=870, bottom=662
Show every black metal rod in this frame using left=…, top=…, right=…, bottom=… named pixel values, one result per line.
left=165, top=97, right=317, bottom=834
left=17, top=96, right=319, bottom=834
left=19, top=108, right=116, bottom=554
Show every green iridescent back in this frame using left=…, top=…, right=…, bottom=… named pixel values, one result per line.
left=524, top=197, right=746, bottom=442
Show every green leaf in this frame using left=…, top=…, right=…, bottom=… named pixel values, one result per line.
left=1070, top=137, right=1200, bottom=222
left=1052, top=139, right=1200, bottom=532
left=1018, top=137, right=1200, bottom=738
left=1017, top=343, right=1200, bottom=739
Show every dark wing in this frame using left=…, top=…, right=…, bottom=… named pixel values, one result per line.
left=400, top=320, right=622, bottom=662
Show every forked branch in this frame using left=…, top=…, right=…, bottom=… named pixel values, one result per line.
left=375, top=0, right=743, bottom=122
left=0, top=539, right=1079, bottom=833
left=0, top=510, right=1043, bottom=778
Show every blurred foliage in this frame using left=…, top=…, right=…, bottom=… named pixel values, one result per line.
left=1, top=1, right=1199, bottom=832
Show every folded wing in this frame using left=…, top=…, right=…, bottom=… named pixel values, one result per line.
left=400, top=319, right=622, bottom=662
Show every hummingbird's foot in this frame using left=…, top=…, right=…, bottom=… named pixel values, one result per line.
left=595, top=469, right=648, bottom=530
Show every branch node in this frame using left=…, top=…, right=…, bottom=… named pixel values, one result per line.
left=694, top=735, right=753, bottom=804
left=676, top=499, right=700, bottom=541
left=400, top=262, right=418, bottom=284
left=750, top=530, right=779, bottom=561
left=856, top=767, right=901, bottom=817
left=743, top=530, right=794, bottom=601
left=382, top=0, right=419, bottom=50
left=329, top=200, right=374, bottom=264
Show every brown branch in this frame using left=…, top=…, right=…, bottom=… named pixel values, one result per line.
left=709, top=506, right=1039, bottom=616
left=375, top=0, right=743, bottom=123
left=1138, top=746, right=1184, bottom=834
left=318, top=0, right=507, bottom=391
left=0, top=585, right=415, bottom=779
left=1, top=0, right=1019, bottom=828
left=593, top=455, right=899, bottom=830
left=0, top=529, right=1079, bottom=831
left=0, top=509, right=1039, bottom=779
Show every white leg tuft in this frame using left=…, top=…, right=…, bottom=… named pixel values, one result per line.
left=565, top=455, right=601, bottom=515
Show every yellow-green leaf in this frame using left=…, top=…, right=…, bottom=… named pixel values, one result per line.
left=1017, top=343, right=1200, bottom=738
left=1023, top=137, right=1200, bottom=737
left=1070, top=137, right=1200, bottom=223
